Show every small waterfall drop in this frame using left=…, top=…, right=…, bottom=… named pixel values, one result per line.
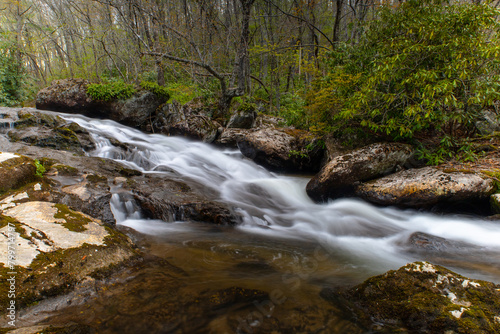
left=60, top=113, right=500, bottom=280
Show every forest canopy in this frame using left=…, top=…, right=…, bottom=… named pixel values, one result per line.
left=2, top=0, right=500, bottom=161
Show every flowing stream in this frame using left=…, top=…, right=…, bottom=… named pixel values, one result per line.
left=46, top=113, right=500, bottom=332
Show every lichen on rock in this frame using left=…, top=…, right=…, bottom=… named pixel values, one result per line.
left=321, top=261, right=500, bottom=333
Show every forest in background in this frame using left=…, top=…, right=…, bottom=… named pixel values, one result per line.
left=3, top=0, right=500, bottom=162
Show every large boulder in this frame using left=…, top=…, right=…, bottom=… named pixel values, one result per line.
left=151, top=101, right=221, bottom=143
left=36, top=79, right=167, bottom=129
left=131, top=174, right=239, bottom=225
left=356, top=167, right=495, bottom=208
left=321, top=262, right=500, bottom=333
left=35, top=78, right=95, bottom=113
left=306, top=143, right=414, bottom=202
left=238, top=128, right=325, bottom=173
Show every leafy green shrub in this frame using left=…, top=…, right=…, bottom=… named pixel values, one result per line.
left=34, top=159, right=46, bottom=177
left=140, top=81, right=170, bottom=100
left=279, top=92, right=307, bottom=128
left=0, top=39, right=27, bottom=106
left=308, top=0, right=500, bottom=161
left=165, top=82, right=197, bottom=104
left=86, top=80, right=135, bottom=101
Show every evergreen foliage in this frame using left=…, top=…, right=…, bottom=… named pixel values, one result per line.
left=86, top=80, right=136, bottom=101
left=307, top=0, right=500, bottom=160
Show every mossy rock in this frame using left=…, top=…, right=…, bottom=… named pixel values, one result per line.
left=0, top=153, right=37, bottom=194
left=322, top=262, right=500, bottom=333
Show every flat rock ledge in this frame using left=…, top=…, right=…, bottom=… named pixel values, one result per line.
left=356, top=166, right=496, bottom=208
left=321, top=261, right=500, bottom=333
left=306, top=143, right=414, bottom=202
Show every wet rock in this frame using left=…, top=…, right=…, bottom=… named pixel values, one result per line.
left=238, top=128, right=325, bottom=173
left=321, top=261, right=500, bottom=333
left=0, top=152, right=37, bottom=193
left=152, top=101, right=221, bottom=143
left=7, top=109, right=95, bottom=155
left=404, top=232, right=480, bottom=254
left=356, top=167, right=495, bottom=208
left=306, top=143, right=414, bottom=202
left=131, top=174, right=239, bottom=225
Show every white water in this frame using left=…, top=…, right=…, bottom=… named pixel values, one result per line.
left=61, top=113, right=500, bottom=280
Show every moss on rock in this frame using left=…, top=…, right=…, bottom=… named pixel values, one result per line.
left=322, top=262, right=500, bottom=333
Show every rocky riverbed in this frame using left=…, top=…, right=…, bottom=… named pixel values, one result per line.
left=0, top=80, right=499, bottom=333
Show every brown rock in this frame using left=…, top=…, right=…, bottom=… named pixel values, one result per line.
left=356, top=167, right=495, bottom=207
left=238, top=128, right=324, bottom=173
left=306, top=143, right=414, bottom=201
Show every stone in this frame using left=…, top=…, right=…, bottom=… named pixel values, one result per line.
left=35, top=78, right=95, bottom=113
left=321, top=262, right=500, bottom=333
left=152, top=101, right=221, bottom=143
left=356, top=167, right=495, bottom=208
left=491, top=193, right=500, bottom=214
left=306, top=143, right=414, bottom=201
left=0, top=153, right=37, bottom=193
left=226, top=108, right=257, bottom=129
left=238, top=128, right=325, bottom=173
left=131, top=174, right=239, bottom=225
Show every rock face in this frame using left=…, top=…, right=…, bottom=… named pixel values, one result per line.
left=356, top=167, right=495, bottom=207
left=131, top=174, right=239, bottom=225
left=321, top=262, right=500, bottom=333
left=306, top=143, right=414, bottom=201
left=151, top=101, right=221, bottom=142
left=238, top=128, right=325, bottom=173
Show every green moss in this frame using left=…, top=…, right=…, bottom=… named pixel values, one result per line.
left=54, top=203, right=91, bottom=232
left=119, top=168, right=142, bottom=177
left=86, top=80, right=135, bottom=101
left=53, top=164, right=79, bottom=176
left=86, top=174, right=107, bottom=184
left=140, top=81, right=170, bottom=100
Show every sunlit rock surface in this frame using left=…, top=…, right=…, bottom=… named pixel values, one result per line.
left=356, top=166, right=495, bottom=207
left=321, top=261, right=500, bottom=333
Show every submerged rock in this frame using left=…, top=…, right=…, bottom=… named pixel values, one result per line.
left=356, top=167, right=495, bottom=208
left=306, top=143, right=414, bottom=202
left=321, top=261, right=500, bottom=333
left=238, top=128, right=324, bottom=173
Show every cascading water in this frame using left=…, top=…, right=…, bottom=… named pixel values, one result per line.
left=61, top=113, right=500, bottom=282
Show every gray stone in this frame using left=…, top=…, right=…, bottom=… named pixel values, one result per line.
left=306, top=143, right=414, bottom=202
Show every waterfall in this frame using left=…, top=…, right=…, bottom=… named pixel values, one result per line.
left=60, top=113, right=500, bottom=279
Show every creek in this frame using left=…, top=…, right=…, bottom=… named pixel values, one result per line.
left=38, top=113, right=500, bottom=333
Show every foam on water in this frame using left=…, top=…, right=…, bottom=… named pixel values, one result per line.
left=61, top=113, right=500, bottom=276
